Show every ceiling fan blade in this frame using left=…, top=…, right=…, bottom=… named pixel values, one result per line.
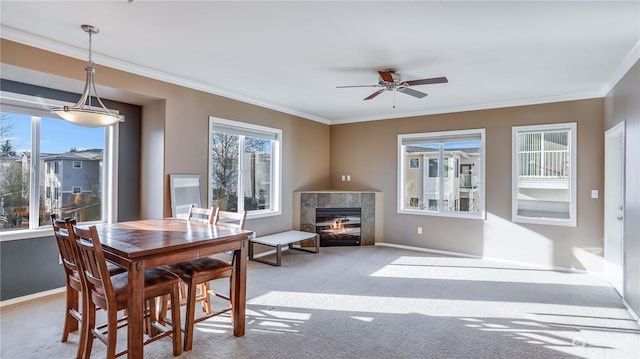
left=404, top=76, right=448, bottom=86
left=378, top=70, right=395, bottom=82
left=364, top=89, right=385, bottom=100
left=336, top=85, right=380, bottom=88
left=399, top=87, right=428, bottom=98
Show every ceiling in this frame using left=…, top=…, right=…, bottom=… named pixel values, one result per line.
left=1, top=1, right=639, bottom=125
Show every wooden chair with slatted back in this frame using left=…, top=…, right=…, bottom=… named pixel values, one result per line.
left=158, top=205, right=217, bottom=331
left=51, top=214, right=127, bottom=358
left=71, top=223, right=183, bottom=359
left=165, top=210, right=247, bottom=351
left=50, top=214, right=85, bottom=359
left=187, top=204, right=217, bottom=224
left=183, top=205, right=219, bottom=310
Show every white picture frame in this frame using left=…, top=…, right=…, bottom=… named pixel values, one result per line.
left=169, top=174, right=204, bottom=218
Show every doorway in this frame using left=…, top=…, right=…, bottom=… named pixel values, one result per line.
left=604, top=122, right=625, bottom=296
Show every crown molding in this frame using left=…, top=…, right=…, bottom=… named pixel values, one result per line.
left=601, top=40, right=640, bottom=96
left=331, top=91, right=603, bottom=125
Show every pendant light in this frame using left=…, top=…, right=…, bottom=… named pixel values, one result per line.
left=51, top=24, right=124, bottom=127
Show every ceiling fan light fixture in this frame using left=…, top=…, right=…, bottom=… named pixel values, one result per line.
left=50, top=24, right=124, bottom=127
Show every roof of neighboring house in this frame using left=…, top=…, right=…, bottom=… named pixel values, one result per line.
left=41, top=149, right=103, bottom=161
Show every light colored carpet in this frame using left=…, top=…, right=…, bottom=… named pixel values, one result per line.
left=1, top=245, right=639, bottom=359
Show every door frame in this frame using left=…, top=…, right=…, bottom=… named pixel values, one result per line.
left=604, top=121, right=625, bottom=296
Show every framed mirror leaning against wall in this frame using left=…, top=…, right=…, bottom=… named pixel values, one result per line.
left=169, top=174, right=204, bottom=219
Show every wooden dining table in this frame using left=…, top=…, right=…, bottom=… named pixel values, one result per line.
left=93, top=218, right=253, bottom=357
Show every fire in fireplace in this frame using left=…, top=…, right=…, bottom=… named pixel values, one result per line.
left=315, top=207, right=361, bottom=246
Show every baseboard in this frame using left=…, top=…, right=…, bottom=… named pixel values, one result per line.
left=623, top=299, right=640, bottom=325
left=0, top=287, right=65, bottom=308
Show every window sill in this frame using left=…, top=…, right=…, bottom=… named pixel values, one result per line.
left=512, top=216, right=576, bottom=227
left=398, top=208, right=486, bottom=220
left=0, top=228, right=52, bottom=242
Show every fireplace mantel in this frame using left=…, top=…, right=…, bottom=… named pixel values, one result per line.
left=293, top=190, right=383, bottom=245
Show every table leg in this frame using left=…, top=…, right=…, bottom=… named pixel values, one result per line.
left=128, top=260, right=145, bottom=357
left=232, top=238, right=248, bottom=336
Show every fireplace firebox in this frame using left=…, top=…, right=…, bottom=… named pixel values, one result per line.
left=315, top=207, right=361, bottom=246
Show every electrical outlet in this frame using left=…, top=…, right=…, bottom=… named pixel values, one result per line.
left=417, top=227, right=422, bottom=234
left=341, top=175, right=346, bottom=181
left=346, top=175, right=351, bottom=181
left=591, top=190, right=598, bottom=199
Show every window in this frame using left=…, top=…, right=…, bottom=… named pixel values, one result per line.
left=208, top=117, right=281, bottom=217
left=73, top=160, right=82, bottom=169
left=512, top=123, right=576, bottom=226
left=73, top=186, right=82, bottom=194
left=398, top=129, right=485, bottom=218
left=1, top=94, right=116, bottom=233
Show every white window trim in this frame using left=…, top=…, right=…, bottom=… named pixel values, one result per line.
left=511, top=122, right=577, bottom=227
left=0, top=92, right=119, bottom=241
left=73, top=161, right=82, bottom=169
left=208, top=116, right=282, bottom=219
left=397, top=128, right=486, bottom=219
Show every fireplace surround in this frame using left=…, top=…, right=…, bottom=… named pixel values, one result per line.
left=293, top=191, right=383, bottom=246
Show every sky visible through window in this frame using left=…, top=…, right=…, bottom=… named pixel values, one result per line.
left=3, top=113, right=104, bottom=154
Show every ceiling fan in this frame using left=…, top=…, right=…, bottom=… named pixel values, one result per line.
left=336, top=69, right=448, bottom=105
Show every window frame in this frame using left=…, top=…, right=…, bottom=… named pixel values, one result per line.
left=208, top=116, right=282, bottom=219
left=511, top=122, right=577, bottom=227
left=397, top=128, right=486, bottom=219
left=73, top=160, right=82, bottom=169
left=0, top=91, right=119, bottom=241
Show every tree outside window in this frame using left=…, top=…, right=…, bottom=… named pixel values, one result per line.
left=209, top=117, right=281, bottom=216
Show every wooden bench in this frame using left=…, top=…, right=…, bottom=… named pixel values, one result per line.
left=249, top=230, right=319, bottom=266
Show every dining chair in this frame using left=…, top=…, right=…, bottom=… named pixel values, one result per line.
left=50, top=214, right=85, bottom=359
left=158, top=205, right=218, bottom=329
left=184, top=205, right=219, bottom=311
left=165, top=209, right=246, bottom=351
left=51, top=214, right=127, bottom=359
left=187, top=204, right=217, bottom=224
left=71, top=223, right=183, bottom=358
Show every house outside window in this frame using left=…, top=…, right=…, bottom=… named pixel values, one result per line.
left=0, top=100, right=114, bottom=232
left=73, top=186, right=82, bottom=194
left=208, top=116, right=281, bottom=218
left=73, top=160, right=82, bottom=169
left=512, top=122, right=576, bottom=226
left=398, top=129, right=485, bottom=218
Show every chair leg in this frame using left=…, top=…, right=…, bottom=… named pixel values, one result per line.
left=147, top=299, right=160, bottom=337
left=170, top=285, right=183, bottom=356
left=158, top=294, right=170, bottom=326
left=183, top=280, right=198, bottom=351
left=84, top=302, right=96, bottom=359
left=229, top=274, right=235, bottom=320
left=75, top=291, right=88, bottom=359
left=201, top=282, right=212, bottom=314
left=106, top=307, right=119, bottom=359
left=62, top=284, right=79, bottom=342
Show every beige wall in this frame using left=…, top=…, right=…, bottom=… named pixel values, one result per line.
left=605, top=59, right=640, bottom=319
left=330, top=99, right=605, bottom=270
left=1, top=39, right=331, bottom=237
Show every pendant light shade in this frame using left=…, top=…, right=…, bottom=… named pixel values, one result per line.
left=51, top=25, right=124, bottom=127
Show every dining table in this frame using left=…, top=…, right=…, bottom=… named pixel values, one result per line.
left=93, top=218, right=253, bottom=357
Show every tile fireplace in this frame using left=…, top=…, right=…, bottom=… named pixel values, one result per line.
left=293, top=191, right=383, bottom=246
